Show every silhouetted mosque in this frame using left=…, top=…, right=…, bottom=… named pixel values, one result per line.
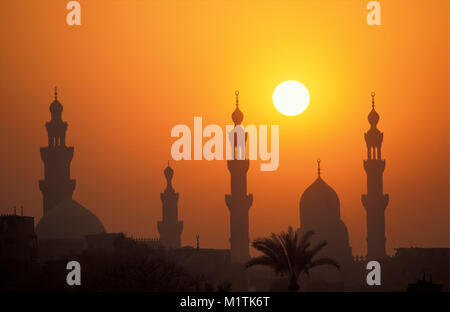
left=36, top=89, right=105, bottom=245
left=225, top=91, right=253, bottom=264
left=362, top=92, right=389, bottom=260
left=298, top=160, right=353, bottom=277
left=158, top=162, right=183, bottom=248
left=2, top=89, right=449, bottom=292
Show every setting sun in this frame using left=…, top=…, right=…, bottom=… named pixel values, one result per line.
left=273, top=80, right=310, bottom=116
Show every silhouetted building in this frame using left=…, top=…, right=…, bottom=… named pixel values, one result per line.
left=39, top=87, right=75, bottom=215
left=362, top=92, right=389, bottom=260
left=178, top=246, right=251, bottom=291
left=36, top=199, right=105, bottom=240
left=86, top=233, right=127, bottom=252
left=407, top=274, right=443, bottom=292
left=298, top=160, right=353, bottom=275
left=0, top=211, right=37, bottom=262
left=386, top=247, right=449, bottom=291
left=36, top=89, right=105, bottom=258
left=158, top=163, right=183, bottom=248
left=85, top=232, right=148, bottom=252
left=132, top=237, right=161, bottom=249
left=225, top=91, right=253, bottom=264
left=86, top=233, right=161, bottom=253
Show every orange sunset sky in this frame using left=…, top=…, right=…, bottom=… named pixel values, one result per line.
left=0, top=0, right=448, bottom=256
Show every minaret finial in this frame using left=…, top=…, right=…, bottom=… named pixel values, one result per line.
left=231, top=90, right=244, bottom=125
left=54, top=87, right=58, bottom=100
left=317, top=158, right=321, bottom=177
left=371, top=92, right=375, bottom=109
left=196, top=233, right=200, bottom=250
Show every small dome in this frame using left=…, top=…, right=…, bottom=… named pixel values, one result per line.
left=164, top=164, right=174, bottom=179
left=232, top=106, right=244, bottom=125
left=50, top=99, right=63, bottom=114
left=36, top=199, right=105, bottom=240
left=300, top=177, right=340, bottom=225
left=368, top=108, right=379, bottom=127
left=50, top=88, right=63, bottom=114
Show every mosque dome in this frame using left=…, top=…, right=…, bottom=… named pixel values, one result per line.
left=36, top=199, right=105, bottom=240
left=300, top=176, right=340, bottom=225
left=298, top=161, right=353, bottom=267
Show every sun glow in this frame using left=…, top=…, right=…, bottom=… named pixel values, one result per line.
left=272, top=80, right=310, bottom=116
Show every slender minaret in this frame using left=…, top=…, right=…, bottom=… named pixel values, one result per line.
left=39, top=88, right=76, bottom=215
left=362, top=92, right=389, bottom=259
left=158, top=162, right=183, bottom=248
left=225, top=91, right=253, bottom=263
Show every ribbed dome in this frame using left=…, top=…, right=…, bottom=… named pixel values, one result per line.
left=36, top=199, right=105, bottom=240
left=300, top=177, right=340, bottom=226
left=368, top=108, right=379, bottom=127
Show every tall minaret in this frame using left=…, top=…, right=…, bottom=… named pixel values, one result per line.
left=39, top=88, right=76, bottom=215
left=362, top=92, right=389, bottom=259
left=158, top=162, right=183, bottom=248
left=225, top=91, right=253, bottom=263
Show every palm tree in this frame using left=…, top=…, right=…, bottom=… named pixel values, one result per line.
left=246, top=227, right=340, bottom=292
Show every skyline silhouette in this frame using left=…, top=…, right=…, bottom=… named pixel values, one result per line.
left=30, top=89, right=390, bottom=258
left=0, top=87, right=448, bottom=257
left=0, top=0, right=448, bottom=258
left=2, top=88, right=447, bottom=292
left=0, top=0, right=448, bottom=297
left=1, top=87, right=445, bottom=261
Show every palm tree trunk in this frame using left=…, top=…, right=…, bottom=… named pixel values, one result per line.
left=288, top=276, right=299, bottom=292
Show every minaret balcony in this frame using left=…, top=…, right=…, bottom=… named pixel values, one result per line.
left=40, top=146, right=74, bottom=161
left=225, top=194, right=253, bottom=212
left=227, top=159, right=250, bottom=173
left=361, top=194, right=389, bottom=211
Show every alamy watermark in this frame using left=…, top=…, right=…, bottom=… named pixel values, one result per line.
left=367, top=1, right=381, bottom=26
left=66, top=1, right=81, bottom=26
left=170, top=117, right=279, bottom=172
left=65, top=1, right=381, bottom=27
left=66, top=261, right=81, bottom=286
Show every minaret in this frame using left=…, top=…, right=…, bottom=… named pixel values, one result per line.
left=362, top=92, right=389, bottom=259
left=225, top=91, right=253, bottom=263
left=158, top=162, right=183, bottom=248
left=39, top=88, right=76, bottom=215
